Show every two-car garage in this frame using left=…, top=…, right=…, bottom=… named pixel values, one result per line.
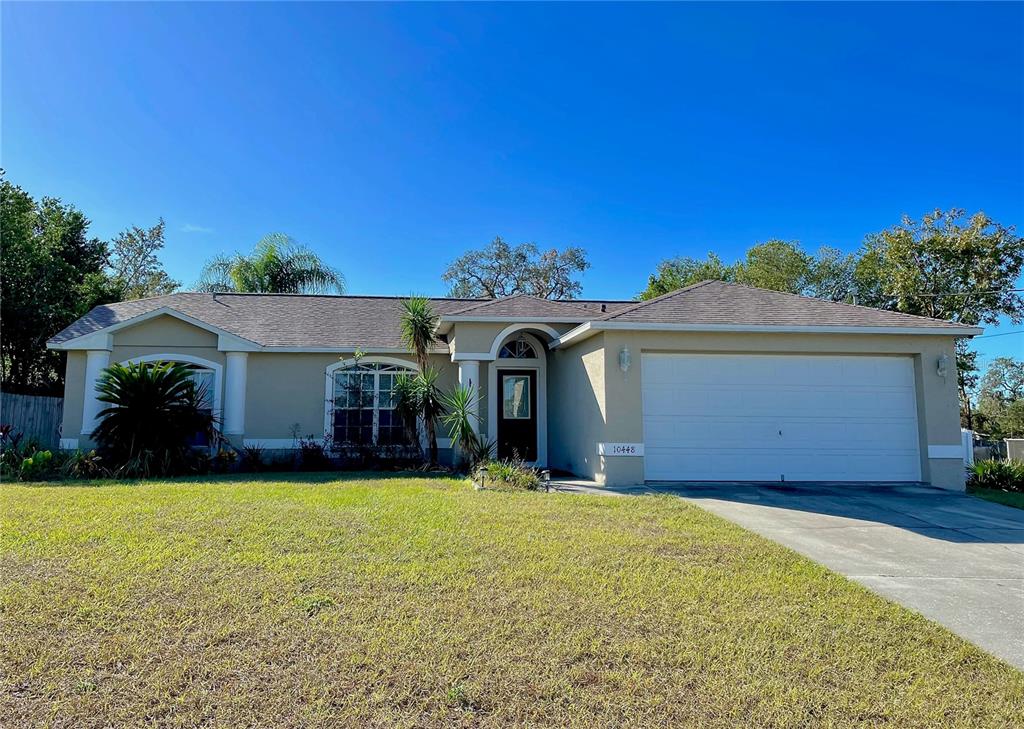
left=641, top=353, right=922, bottom=482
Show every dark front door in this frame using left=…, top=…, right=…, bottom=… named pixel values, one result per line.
left=497, top=369, right=537, bottom=461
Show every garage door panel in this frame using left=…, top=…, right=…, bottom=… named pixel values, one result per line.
left=641, top=354, right=922, bottom=482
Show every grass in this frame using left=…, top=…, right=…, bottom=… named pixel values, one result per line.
left=2, top=474, right=1022, bottom=727
left=969, top=486, right=1024, bottom=510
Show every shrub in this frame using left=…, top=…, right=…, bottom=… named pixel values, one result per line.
left=19, top=450, right=53, bottom=481
left=968, top=459, right=1024, bottom=492
left=92, top=361, right=216, bottom=477
left=297, top=436, right=332, bottom=471
left=473, top=458, right=540, bottom=491
left=60, top=449, right=108, bottom=480
left=1, top=427, right=62, bottom=481
left=240, top=444, right=266, bottom=472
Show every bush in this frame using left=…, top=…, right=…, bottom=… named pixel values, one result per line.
left=240, top=445, right=266, bottom=472
left=472, top=458, right=541, bottom=491
left=297, top=436, right=332, bottom=471
left=1, top=427, right=62, bottom=481
left=19, top=450, right=53, bottom=481
left=60, top=449, right=108, bottom=480
left=968, top=459, right=1024, bottom=492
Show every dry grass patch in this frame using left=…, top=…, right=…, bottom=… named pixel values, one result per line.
left=2, top=474, right=1022, bottom=727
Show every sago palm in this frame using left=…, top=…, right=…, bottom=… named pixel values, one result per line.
left=196, top=233, right=345, bottom=294
left=92, top=361, right=214, bottom=476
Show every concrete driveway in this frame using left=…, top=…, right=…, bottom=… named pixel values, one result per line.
left=557, top=480, right=1024, bottom=670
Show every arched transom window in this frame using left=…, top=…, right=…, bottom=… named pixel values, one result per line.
left=331, top=362, right=416, bottom=446
left=499, top=339, right=537, bottom=359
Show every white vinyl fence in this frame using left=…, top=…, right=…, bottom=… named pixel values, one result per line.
left=1, top=392, right=64, bottom=449
left=961, top=429, right=975, bottom=467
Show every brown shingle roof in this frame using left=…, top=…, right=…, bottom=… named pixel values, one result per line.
left=48, top=293, right=486, bottom=349
left=49, top=281, right=968, bottom=351
left=601, top=280, right=966, bottom=329
left=444, top=294, right=631, bottom=319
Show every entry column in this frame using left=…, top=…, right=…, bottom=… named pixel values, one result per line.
left=81, top=349, right=111, bottom=438
left=224, top=352, right=248, bottom=438
left=458, top=360, right=481, bottom=436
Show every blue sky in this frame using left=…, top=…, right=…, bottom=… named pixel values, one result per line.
left=3, top=2, right=1021, bottom=363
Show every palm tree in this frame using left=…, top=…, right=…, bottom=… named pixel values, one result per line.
left=195, top=233, right=345, bottom=294
left=400, top=296, right=442, bottom=463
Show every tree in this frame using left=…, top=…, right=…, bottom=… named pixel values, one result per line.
left=640, top=241, right=857, bottom=301
left=979, top=357, right=1024, bottom=405
left=854, top=209, right=1023, bottom=326
left=443, top=236, right=589, bottom=299
left=399, top=296, right=442, bottom=463
left=641, top=252, right=735, bottom=299
left=106, top=219, right=179, bottom=299
left=196, top=233, right=345, bottom=294
left=975, top=357, right=1024, bottom=437
left=0, top=179, right=115, bottom=393
left=854, top=209, right=1023, bottom=428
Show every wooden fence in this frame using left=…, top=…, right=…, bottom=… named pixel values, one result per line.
left=1, top=392, right=64, bottom=449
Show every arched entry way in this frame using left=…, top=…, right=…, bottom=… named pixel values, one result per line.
left=487, top=330, right=548, bottom=465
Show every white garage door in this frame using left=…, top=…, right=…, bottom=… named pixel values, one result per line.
left=642, top=354, right=921, bottom=482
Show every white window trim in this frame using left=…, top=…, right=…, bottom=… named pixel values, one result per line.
left=487, top=332, right=547, bottom=466
left=324, top=356, right=418, bottom=446
left=118, top=353, right=223, bottom=423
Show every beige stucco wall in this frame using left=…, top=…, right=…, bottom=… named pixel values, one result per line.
left=448, top=321, right=576, bottom=356
left=61, top=314, right=458, bottom=457
left=245, top=351, right=456, bottom=442
left=61, top=351, right=87, bottom=439
left=58, top=310, right=966, bottom=489
left=548, top=333, right=607, bottom=480
left=554, top=330, right=965, bottom=490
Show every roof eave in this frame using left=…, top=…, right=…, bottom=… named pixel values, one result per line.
left=552, top=321, right=982, bottom=349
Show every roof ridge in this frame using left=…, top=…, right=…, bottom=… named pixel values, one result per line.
left=708, top=280, right=963, bottom=327
left=600, top=280, right=717, bottom=320
left=443, top=293, right=530, bottom=316
left=154, top=291, right=486, bottom=303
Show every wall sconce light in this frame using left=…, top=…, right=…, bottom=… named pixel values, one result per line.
left=619, top=346, right=632, bottom=373
left=937, top=353, right=949, bottom=379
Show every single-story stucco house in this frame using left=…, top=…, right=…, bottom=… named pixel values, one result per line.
left=47, top=280, right=981, bottom=489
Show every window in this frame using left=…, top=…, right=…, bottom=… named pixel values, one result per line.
left=502, top=375, right=531, bottom=419
left=185, top=367, right=215, bottom=447
left=499, top=339, right=537, bottom=359
left=332, top=362, right=416, bottom=446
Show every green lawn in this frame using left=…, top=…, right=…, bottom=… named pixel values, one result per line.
left=970, top=486, right=1024, bottom=510
left=2, top=475, right=1022, bottom=727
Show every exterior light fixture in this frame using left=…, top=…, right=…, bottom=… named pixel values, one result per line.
left=937, top=353, right=949, bottom=378
left=619, top=346, right=632, bottom=373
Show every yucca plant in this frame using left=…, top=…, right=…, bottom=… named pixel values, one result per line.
left=92, top=361, right=215, bottom=477
left=399, top=297, right=442, bottom=463
left=415, top=367, right=446, bottom=464
left=441, top=384, right=493, bottom=467
left=393, top=373, right=422, bottom=448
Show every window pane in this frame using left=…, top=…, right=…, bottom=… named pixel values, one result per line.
left=188, top=370, right=215, bottom=408
left=332, top=364, right=415, bottom=447
left=502, top=375, right=531, bottom=419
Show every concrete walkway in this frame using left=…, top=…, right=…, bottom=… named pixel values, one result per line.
left=553, top=479, right=1024, bottom=671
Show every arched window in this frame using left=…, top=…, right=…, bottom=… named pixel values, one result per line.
left=331, top=361, right=417, bottom=446
left=499, top=339, right=537, bottom=359
left=119, top=354, right=222, bottom=447
left=183, top=366, right=216, bottom=446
